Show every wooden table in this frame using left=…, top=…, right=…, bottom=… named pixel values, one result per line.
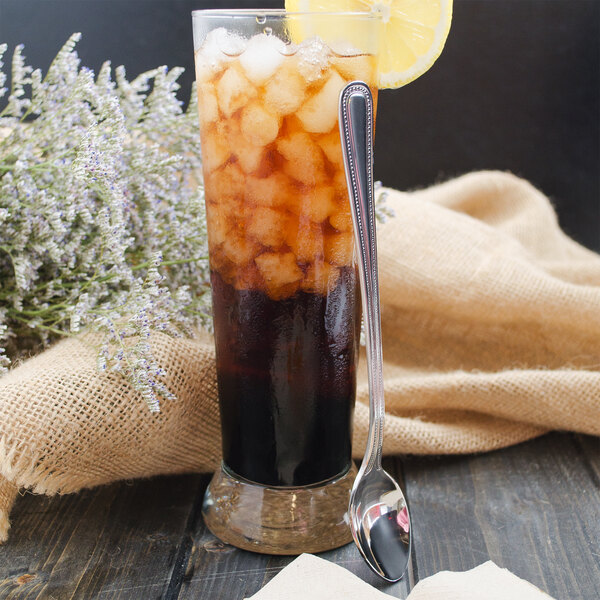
left=0, top=432, right=598, bottom=599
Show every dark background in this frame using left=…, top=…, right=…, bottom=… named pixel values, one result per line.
left=1, top=0, right=598, bottom=251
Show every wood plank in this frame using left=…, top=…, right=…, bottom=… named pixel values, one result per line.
left=403, top=432, right=600, bottom=600
left=176, top=459, right=412, bottom=599
left=175, top=527, right=412, bottom=599
left=1, top=434, right=596, bottom=598
left=575, top=434, right=600, bottom=482
left=0, top=474, right=204, bottom=599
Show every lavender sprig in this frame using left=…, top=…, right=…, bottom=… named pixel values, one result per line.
left=0, top=34, right=211, bottom=410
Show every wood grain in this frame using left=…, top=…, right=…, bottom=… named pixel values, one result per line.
left=403, top=432, right=600, bottom=600
left=0, top=474, right=205, bottom=599
left=575, top=434, right=600, bottom=483
left=0, top=433, right=597, bottom=598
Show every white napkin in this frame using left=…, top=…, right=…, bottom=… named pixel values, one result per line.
left=245, top=554, right=556, bottom=600
left=407, top=560, right=556, bottom=600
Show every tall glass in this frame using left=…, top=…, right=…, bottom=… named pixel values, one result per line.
left=192, top=9, right=379, bottom=554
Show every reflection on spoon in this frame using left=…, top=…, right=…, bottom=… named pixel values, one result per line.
left=363, top=501, right=410, bottom=581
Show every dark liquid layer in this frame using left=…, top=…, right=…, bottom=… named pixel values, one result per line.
left=211, top=267, right=360, bottom=487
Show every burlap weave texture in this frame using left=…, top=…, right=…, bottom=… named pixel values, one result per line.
left=0, top=170, right=598, bottom=542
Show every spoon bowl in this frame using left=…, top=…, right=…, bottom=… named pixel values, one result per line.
left=350, top=466, right=411, bottom=582
left=339, top=81, right=412, bottom=582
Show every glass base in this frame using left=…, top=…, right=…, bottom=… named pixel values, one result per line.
left=202, top=462, right=357, bottom=555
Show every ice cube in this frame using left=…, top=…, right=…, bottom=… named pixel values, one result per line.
left=246, top=206, right=289, bottom=248
left=215, top=196, right=244, bottom=228
left=194, top=54, right=217, bottom=85
left=329, top=208, right=353, bottom=232
left=234, top=262, right=264, bottom=291
left=205, top=205, right=233, bottom=249
left=297, top=70, right=345, bottom=133
left=194, top=28, right=244, bottom=83
left=255, top=251, right=303, bottom=300
left=324, top=231, right=354, bottom=266
left=197, top=82, right=219, bottom=129
left=216, top=64, right=257, bottom=118
left=212, top=27, right=246, bottom=56
left=264, top=62, right=307, bottom=116
left=205, top=193, right=245, bottom=251
left=240, top=102, right=281, bottom=147
left=295, top=37, right=331, bottom=84
left=277, top=131, right=327, bottom=185
left=203, top=27, right=246, bottom=59
left=203, top=163, right=245, bottom=203
left=222, top=227, right=261, bottom=265
left=302, top=261, right=340, bottom=295
left=333, top=169, right=349, bottom=197
left=210, top=248, right=237, bottom=285
left=328, top=40, right=363, bottom=57
left=317, top=131, right=343, bottom=169
left=290, top=185, right=337, bottom=224
left=204, top=167, right=245, bottom=242
left=220, top=120, right=264, bottom=174
left=216, top=114, right=239, bottom=145
left=239, top=34, right=286, bottom=85
left=332, top=54, right=375, bottom=82
left=201, top=129, right=230, bottom=172
left=235, top=140, right=264, bottom=174
left=285, top=218, right=324, bottom=263
left=246, top=173, right=292, bottom=209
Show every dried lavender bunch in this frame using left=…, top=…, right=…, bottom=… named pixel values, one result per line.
left=0, top=34, right=211, bottom=410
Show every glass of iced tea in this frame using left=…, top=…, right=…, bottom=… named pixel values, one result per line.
left=192, top=9, right=379, bottom=554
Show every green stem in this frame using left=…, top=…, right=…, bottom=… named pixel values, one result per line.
left=0, top=147, right=76, bottom=173
left=16, top=303, right=69, bottom=317
left=11, top=314, right=67, bottom=337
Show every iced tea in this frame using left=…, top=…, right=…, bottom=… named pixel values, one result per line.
left=195, top=27, right=377, bottom=487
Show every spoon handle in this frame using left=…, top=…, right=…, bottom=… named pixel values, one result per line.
left=339, top=82, right=385, bottom=473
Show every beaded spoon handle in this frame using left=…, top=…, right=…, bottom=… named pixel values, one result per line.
left=339, top=81, right=411, bottom=582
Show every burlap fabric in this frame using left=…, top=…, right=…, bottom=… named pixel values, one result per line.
left=1, top=170, right=599, bottom=543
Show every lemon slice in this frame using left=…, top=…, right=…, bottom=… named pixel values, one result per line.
left=285, top=0, right=453, bottom=89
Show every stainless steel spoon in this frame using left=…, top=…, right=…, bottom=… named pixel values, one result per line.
left=339, top=81, right=411, bottom=583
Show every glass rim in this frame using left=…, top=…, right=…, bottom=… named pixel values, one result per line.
left=191, top=8, right=381, bottom=19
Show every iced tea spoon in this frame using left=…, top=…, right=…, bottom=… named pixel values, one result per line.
left=339, top=82, right=411, bottom=583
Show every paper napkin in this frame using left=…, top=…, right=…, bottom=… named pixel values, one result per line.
left=245, top=554, right=556, bottom=599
